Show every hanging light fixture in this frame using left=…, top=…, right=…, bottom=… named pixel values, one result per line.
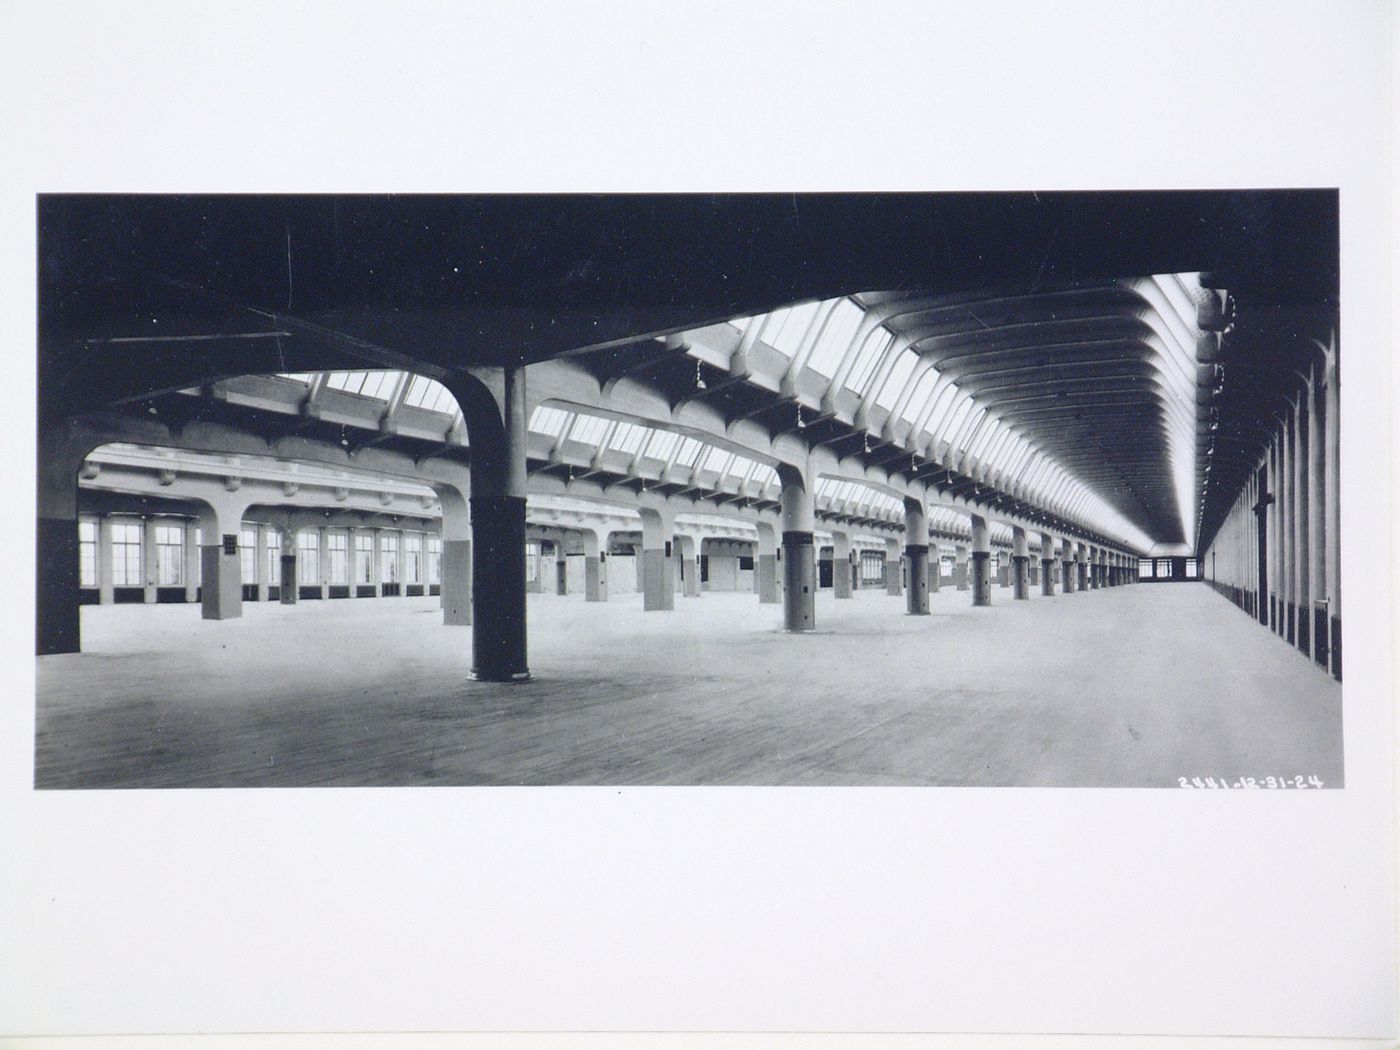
left=862, top=432, right=871, bottom=453
left=695, top=360, right=707, bottom=391
left=795, top=404, right=806, bottom=430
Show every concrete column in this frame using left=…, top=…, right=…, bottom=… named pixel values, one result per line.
left=904, top=497, right=930, bottom=615
left=197, top=497, right=248, bottom=621
left=255, top=523, right=270, bottom=602
left=954, top=545, right=969, bottom=590
left=638, top=508, right=675, bottom=611
left=970, top=514, right=992, bottom=606
left=1323, top=342, right=1340, bottom=680
left=1011, top=525, right=1029, bottom=600
left=779, top=465, right=816, bottom=631
left=678, top=534, right=701, bottom=597
left=581, top=528, right=606, bottom=602
left=457, top=365, right=530, bottom=682
left=183, top=518, right=199, bottom=602
left=1039, top=531, right=1056, bottom=596
left=96, top=516, right=115, bottom=605
left=436, top=482, right=472, bottom=625
left=142, top=516, right=158, bottom=603
left=884, top=537, right=907, bottom=596
left=884, top=536, right=902, bottom=597
left=1062, top=541, right=1075, bottom=593
left=37, top=420, right=102, bottom=653
left=831, top=530, right=852, bottom=599
left=370, top=528, right=384, bottom=597
left=279, top=525, right=298, bottom=604
left=316, top=525, right=329, bottom=600
left=755, top=521, right=780, bottom=604
left=1075, top=543, right=1088, bottom=592
left=1294, top=394, right=1311, bottom=657
left=397, top=529, right=408, bottom=596
left=1281, top=414, right=1295, bottom=643
left=552, top=533, right=568, bottom=596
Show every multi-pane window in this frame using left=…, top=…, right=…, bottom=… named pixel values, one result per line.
left=403, top=374, right=457, bottom=414
left=157, top=524, right=185, bottom=586
left=528, top=406, right=571, bottom=437
left=297, top=530, right=320, bottom=585
left=354, top=533, right=374, bottom=584
left=1185, top=559, right=1199, bottom=579
left=326, top=370, right=399, bottom=400
left=239, top=526, right=257, bottom=583
left=404, top=533, right=422, bottom=585
left=761, top=302, right=820, bottom=358
left=1155, top=558, right=1172, bottom=579
left=566, top=414, right=610, bottom=446
left=940, top=556, right=954, bottom=578
left=78, top=520, right=97, bottom=587
left=326, top=532, right=348, bottom=585
left=845, top=327, right=893, bottom=393
left=380, top=534, right=399, bottom=583
left=426, top=535, right=442, bottom=585
left=872, top=348, right=918, bottom=410
left=266, top=530, right=281, bottom=582
left=805, top=298, right=863, bottom=377
left=525, top=541, right=540, bottom=584
left=111, top=522, right=142, bottom=586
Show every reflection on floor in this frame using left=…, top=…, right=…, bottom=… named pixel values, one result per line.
left=35, top=582, right=1342, bottom=788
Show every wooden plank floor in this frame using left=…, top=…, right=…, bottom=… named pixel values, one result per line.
left=34, top=583, right=1344, bottom=788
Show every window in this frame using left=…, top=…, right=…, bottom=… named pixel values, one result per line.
left=354, top=533, right=374, bottom=584
left=403, top=374, right=457, bottom=414
left=642, top=429, right=680, bottom=461
left=525, top=541, right=541, bottom=584
left=1185, top=559, right=1199, bottom=579
left=899, top=366, right=940, bottom=423
left=404, top=533, right=422, bottom=585
left=426, top=535, right=442, bottom=585
left=529, top=406, right=571, bottom=437
left=1155, top=558, right=1172, bottom=579
left=267, top=530, right=281, bottom=582
left=845, top=327, right=893, bottom=393
left=239, top=526, right=257, bottom=584
left=606, top=422, right=647, bottom=456
left=940, top=556, right=954, bottom=577
left=380, top=533, right=399, bottom=584
left=150, top=524, right=183, bottom=586
left=326, top=370, right=399, bottom=400
left=872, top=348, right=918, bottom=410
left=762, top=302, right=820, bottom=358
left=78, top=520, right=97, bottom=587
left=111, top=522, right=142, bottom=586
left=567, top=414, right=611, bottom=446
left=297, top=530, right=320, bottom=585
left=1139, top=558, right=1153, bottom=579
left=806, top=298, right=863, bottom=377
left=326, top=532, right=348, bottom=585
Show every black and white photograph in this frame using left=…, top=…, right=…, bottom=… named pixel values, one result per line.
left=34, top=190, right=1344, bottom=790
left=2, top=3, right=1395, bottom=1048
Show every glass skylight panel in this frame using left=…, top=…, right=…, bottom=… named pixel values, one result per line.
left=566, top=414, right=611, bottom=446
left=873, top=348, right=918, bottom=409
left=940, top=393, right=975, bottom=445
left=701, top=446, right=732, bottom=473
left=606, top=422, right=647, bottom=455
left=404, top=374, right=457, bottom=413
left=528, top=406, right=571, bottom=437
left=327, top=370, right=398, bottom=398
left=805, top=298, right=863, bottom=377
left=729, top=314, right=753, bottom=330
left=749, top=464, right=778, bottom=488
left=644, top=430, right=681, bottom=461
left=762, top=302, right=820, bottom=358
left=278, top=372, right=316, bottom=383
left=899, top=366, right=940, bottom=423
left=845, top=328, right=893, bottom=393
left=673, top=437, right=705, bottom=467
